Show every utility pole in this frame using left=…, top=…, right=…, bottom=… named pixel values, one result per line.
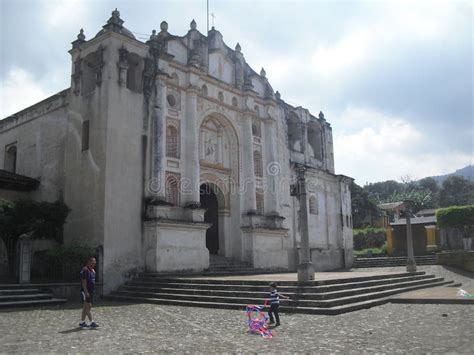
left=295, top=165, right=315, bottom=281
left=404, top=200, right=417, bottom=273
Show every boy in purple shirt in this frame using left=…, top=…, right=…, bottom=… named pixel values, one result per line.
left=79, top=257, right=98, bottom=328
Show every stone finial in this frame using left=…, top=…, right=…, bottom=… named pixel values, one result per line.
left=260, top=68, right=266, bottom=78
left=108, top=8, right=124, bottom=26
left=160, top=21, right=168, bottom=32
left=235, top=42, right=241, bottom=52
left=276, top=91, right=281, bottom=100
left=190, top=19, right=197, bottom=30
left=72, top=28, right=86, bottom=49
left=77, top=28, right=85, bottom=41
left=319, top=111, right=325, bottom=120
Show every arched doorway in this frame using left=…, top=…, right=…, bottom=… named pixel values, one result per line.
left=200, top=184, right=219, bottom=254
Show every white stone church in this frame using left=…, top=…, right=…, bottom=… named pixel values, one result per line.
left=0, top=10, right=353, bottom=292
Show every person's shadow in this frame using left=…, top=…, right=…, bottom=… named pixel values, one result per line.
left=58, top=328, right=83, bottom=334
left=58, top=327, right=99, bottom=334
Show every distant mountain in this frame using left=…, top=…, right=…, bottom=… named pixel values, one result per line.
left=430, top=165, right=474, bottom=184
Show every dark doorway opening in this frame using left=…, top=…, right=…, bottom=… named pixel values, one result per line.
left=200, top=184, right=219, bottom=255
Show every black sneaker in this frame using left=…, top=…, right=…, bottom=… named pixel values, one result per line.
left=89, top=321, right=99, bottom=328
left=79, top=321, right=88, bottom=328
left=275, top=323, right=281, bottom=327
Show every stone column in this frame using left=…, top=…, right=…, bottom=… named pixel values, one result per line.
left=404, top=201, right=417, bottom=272
left=264, top=118, right=280, bottom=215
left=241, top=113, right=257, bottom=213
left=296, top=165, right=315, bottom=281
left=17, top=234, right=32, bottom=284
left=183, top=85, right=201, bottom=205
left=149, top=78, right=167, bottom=199
left=425, top=225, right=438, bottom=252
left=386, top=227, right=394, bottom=255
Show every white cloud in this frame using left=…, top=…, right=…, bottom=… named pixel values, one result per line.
left=0, top=67, right=51, bottom=118
left=332, top=107, right=472, bottom=183
left=311, top=29, right=373, bottom=77
left=40, top=0, right=89, bottom=29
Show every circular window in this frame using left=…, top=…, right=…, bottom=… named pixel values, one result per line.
left=167, top=94, right=177, bottom=107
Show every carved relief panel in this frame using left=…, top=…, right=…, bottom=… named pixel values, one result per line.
left=199, top=117, right=230, bottom=168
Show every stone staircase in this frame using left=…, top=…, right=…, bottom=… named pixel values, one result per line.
left=0, top=284, right=67, bottom=308
left=109, top=271, right=456, bottom=315
left=353, top=255, right=438, bottom=268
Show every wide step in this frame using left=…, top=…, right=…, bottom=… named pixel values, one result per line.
left=353, top=256, right=438, bottom=268
left=0, top=284, right=67, bottom=308
left=108, top=270, right=457, bottom=315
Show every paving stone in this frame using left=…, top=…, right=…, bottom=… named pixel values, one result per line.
left=0, top=301, right=473, bottom=353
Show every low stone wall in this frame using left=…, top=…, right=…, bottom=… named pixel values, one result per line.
left=437, top=251, right=474, bottom=272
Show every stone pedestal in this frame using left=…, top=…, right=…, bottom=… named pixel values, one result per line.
left=241, top=227, right=289, bottom=269
left=241, top=214, right=288, bottom=269
left=145, top=205, right=210, bottom=272
left=145, top=220, right=210, bottom=272
left=297, top=261, right=315, bottom=281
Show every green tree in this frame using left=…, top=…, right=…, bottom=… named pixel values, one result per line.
left=351, top=182, right=379, bottom=228
left=387, top=189, right=434, bottom=214
left=0, top=199, right=70, bottom=277
left=417, top=177, right=439, bottom=207
left=418, top=177, right=439, bottom=194
left=364, top=180, right=404, bottom=203
left=439, top=176, right=474, bottom=207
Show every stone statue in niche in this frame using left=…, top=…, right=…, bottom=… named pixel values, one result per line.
left=200, top=118, right=230, bottom=167
left=205, top=136, right=217, bottom=163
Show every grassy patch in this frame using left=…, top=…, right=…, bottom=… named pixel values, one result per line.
left=354, top=243, right=387, bottom=257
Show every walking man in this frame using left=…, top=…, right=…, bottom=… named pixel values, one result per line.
left=79, top=257, right=99, bottom=328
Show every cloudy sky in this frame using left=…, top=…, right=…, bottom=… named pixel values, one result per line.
left=0, top=0, right=472, bottom=184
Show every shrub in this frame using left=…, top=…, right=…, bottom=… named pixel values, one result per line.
left=32, top=244, right=96, bottom=282
left=436, top=205, right=474, bottom=229
left=353, top=227, right=386, bottom=250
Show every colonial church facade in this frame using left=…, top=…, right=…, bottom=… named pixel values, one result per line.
left=0, top=10, right=353, bottom=292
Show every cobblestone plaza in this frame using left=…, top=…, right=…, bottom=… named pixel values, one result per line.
left=1, top=301, right=472, bottom=353
left=2, top=265, right=473, bottom=353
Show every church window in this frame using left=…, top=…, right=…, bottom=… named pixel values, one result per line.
left=4, top=144, right=17, bottom=173
left=308, top=121, right=323, bottom=160
left=256, top=189, right=264, bottom=214
left=232, top=97, right=238, bottom=107
left=165, top=172, right=180, bottom=205
left=218, top=91, right=224, bottom=101
left=126, top=53, right=143, bottom=93
left=201, top=85, right=208, bottom=96
left=167, top=94, right=177, bottom=108
left=309, top=195, right=318, bottom=215
left=82, top=120, right=90, bottom=151
left=287, top=113, right=302, bottom=152
left=166, top=125, right=179, bottom=158
left=253, top=150, right=263, bottom=177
